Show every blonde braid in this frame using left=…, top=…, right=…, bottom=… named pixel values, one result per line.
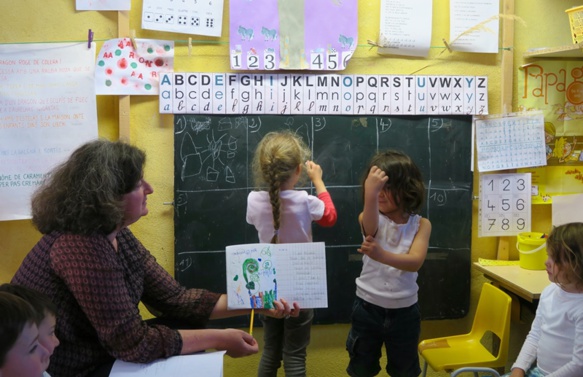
left=251, top=130, right=312, bottom=244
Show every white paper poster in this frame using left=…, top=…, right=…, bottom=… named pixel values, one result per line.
left=476, top=112, right=546, bottom=172
left=450, top=0, right=499, bottom=53
left=0, top=43, right=98, bottom=221
left=378, top=0, right=432, bottom=57
left=110, top=352, right=225, bottom=377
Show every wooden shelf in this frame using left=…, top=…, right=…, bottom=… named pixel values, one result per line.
left=524, top=44, right=583, bottom=59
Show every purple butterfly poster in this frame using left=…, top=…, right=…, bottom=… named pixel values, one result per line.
left=229, top=0, right=357, bottom=71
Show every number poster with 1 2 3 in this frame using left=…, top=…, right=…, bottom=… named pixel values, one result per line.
left=479, top=173, right=531, bottom=237
left=229, top=0, right=357, bottom=70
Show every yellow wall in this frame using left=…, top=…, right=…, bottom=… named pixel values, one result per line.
left=0, top=1, right=578, bottom=376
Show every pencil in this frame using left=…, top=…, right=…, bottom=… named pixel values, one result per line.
left=249, top=308, right=255, bottom=335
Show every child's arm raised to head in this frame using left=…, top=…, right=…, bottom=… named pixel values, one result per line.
left=360, top=166, right=388, bottom=237
left=358, top=218, right=431, bottom=272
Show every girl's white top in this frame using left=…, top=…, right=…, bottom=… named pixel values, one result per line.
left=356, top=214, right=421, bottom=309
left=512, top=283, right=583, bottom=377
left=246, top=190, right=324, bottom=243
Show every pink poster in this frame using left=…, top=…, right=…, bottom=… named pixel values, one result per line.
left=229, top=0, right=357, bottom=71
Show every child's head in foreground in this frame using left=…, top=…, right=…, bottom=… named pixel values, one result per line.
left=545, top=222, right=583, bottom=292
left=0, top=291, right=51, bottom=377
left=0, top=284, right=59, bottom=359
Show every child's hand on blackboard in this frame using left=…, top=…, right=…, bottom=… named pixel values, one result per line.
left=305, top=160, right=328, bottom=195
left=305, top=160, right=323, bottom=182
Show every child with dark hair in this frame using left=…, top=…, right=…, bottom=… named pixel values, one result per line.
left=0, top=291, right=51, bottom=377
left=346, top=150, right=432, bottom=377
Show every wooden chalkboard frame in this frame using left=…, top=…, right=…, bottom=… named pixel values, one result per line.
left=174, top=114, right=472, bottom=327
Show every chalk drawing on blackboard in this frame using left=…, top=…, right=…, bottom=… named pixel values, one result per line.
left=180, top=133, right=203, bottom=180
left=175, top=116, right=212, bottom=135
left=429, top=118, right=453, bottom=132
left=379, top=118, right=392, bottom=132
left=228, top=245, right=277, bottom=309
left=178, top=255, right=193, bottom=272
left=247, top=116, right=262, bottom=132
left=175, top=192, right=188, bottom=217
left=178, top=127, right=241, bottom=184
left=428, top=189, right=447, bottom=207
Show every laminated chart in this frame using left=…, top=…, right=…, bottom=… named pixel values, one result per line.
left=229, top=0, right=357, bottom=70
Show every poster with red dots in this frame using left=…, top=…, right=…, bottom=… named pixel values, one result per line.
left=95, top=38, right=174, bottom=95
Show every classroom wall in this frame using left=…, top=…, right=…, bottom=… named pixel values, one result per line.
left=1, top=1, right=577, bottom=376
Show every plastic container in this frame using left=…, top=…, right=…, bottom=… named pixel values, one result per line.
left=516, top=232, right=547, bottom=270
left=566, top=6, right=583, bottom=44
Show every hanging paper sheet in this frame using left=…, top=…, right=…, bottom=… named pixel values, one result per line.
left=229, top=0, right=357, bottom=71
left=76, top=0, right=130, bottom=11
left=0, top=43, right=98, bottom=221
left=95, top=38, right=174, bottom=95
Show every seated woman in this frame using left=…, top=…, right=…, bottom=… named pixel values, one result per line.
left=12, top=139, right=299, bottom=377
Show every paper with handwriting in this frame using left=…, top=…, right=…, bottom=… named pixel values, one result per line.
left=226, top=242, right=327, bottom=309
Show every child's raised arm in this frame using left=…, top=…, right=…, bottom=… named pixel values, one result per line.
left=360, top=166, right=388, bottom=237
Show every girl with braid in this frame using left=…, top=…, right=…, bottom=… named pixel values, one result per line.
left=247, top=130, right=337, bottom=377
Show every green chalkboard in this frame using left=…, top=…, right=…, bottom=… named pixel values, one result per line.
left=174, top=115, right=472, bottom=327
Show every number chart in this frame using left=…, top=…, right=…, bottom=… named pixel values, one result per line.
left=479, top=173, right=531, bottom=237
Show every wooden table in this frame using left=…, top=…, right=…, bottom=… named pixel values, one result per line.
left=473, top=263, right=550, bottom=303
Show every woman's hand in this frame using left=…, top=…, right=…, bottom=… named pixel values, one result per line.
left=179, top=327, right=258, bottom=357
left=218, top=329, right=259, bottom=358
left=259, top=298, right=300, bottom=319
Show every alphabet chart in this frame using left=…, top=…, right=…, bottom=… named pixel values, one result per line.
left=479, top=173, right=531, bottom=237
left=142, top=0, right=223, bottom=37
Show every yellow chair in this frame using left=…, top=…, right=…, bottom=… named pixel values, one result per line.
left=418, top=283, right=512, bottom=377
